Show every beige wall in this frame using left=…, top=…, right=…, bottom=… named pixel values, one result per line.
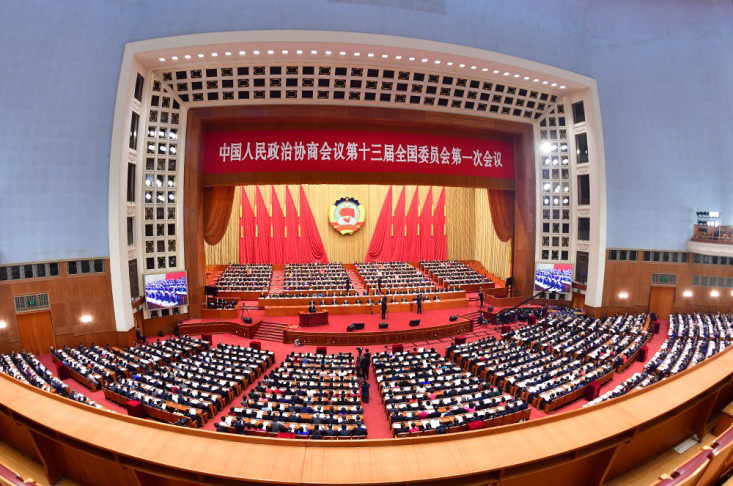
left=205, top=184, right=511, bottom=278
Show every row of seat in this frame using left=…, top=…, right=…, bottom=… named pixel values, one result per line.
left=420, top=260, right=492, bottom=287
left=214, top=263, right=272, bottom=291
left=355, top=261, right=439, bottom=292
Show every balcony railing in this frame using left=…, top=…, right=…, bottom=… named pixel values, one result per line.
left=692, top=224, right=733, bottom=244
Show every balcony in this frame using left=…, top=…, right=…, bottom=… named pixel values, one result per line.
left=688, top=224, right=733, bottom=258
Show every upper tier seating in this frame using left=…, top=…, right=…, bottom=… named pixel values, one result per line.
left=373, top=348, right=529, bottom=436
left=355, top=262, right=441, bottom=292
left=448, top=314, right=650, bottom=412
left=214, top=264, right=272, bottom=292
left=420, top=260, right=493, bottom=287
left=585, top=313, right=733, bottom=407
left=0, top=351, right=102, bottom=408
left=282, top=263, right=350, bottom=292
left=217, top=352, right=367, bottom=439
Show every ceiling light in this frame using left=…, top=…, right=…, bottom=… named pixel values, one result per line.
left=540, top=142, right=552, bottom=154
left=253, top=50, right=260, bottom=55
left=197, top=53, right=204, bottom=58
left=158, top=57, right=165, bottom=62
left=211, top=52, right=218, bottom=57
left=296, top=49, right=303, bottom=54
left=470, top=65, right=477, bottom=70
left=458, top=63, right=465, bottom=68
left=0, top=320, right=6, bottom=330
left=354, top=52, right=360, bottom=56
left=618, top=292, right=629, bottom=299
left=239, top=50, right=245, bottom=55
left=435, top=60, right=441, bottom=64
left=184, top=54, right=191, bottom=59
left=339, top=51, right=346, bottom=56
left=312, top=50, right=319, bottom=54
left=281, top=50, right=288, bottom=54
left=368, top=53, right=374, bottom=57
left=513, top=74, right=520, bottom=78
left=542, top=81, right=549, bottom=84
left=551, top=82, right=558, bottom=87
left=503, top=72, right=510, bottom=76
left=711, top=290, right=720, bottom=297
left=481, top=67, right=488, bottom=71
left=493, top=70, right=500, bottom=74
left=80, top=314, right=93, bottom=324
left=325, top=51, right=331, bottom=55
left=421, top=58, right=428, bottom=62
left=683, top=290, right=693, bottom=297
left=446, top=61, right=453, bottom=66
left=524, top=76, right=530, bottom=80
left=267, top=50, right=274, bottom=55
left=145, top=193, right=152, bottom=200
left=533, top=78, right=539, bottom=82
left=560, top=85, right=566, bottom=89
left=395, top=55, right=402, bottom=60
left=224, top=52, right=231, bottom=56
left=170, top=56, right=178, bottom=61
left=408, top=57, right=415, bottom=61
left=381, top=54, right=388, bottom=58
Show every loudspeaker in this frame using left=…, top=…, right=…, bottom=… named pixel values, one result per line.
left=506, top=277, right=514, bottom=286
left=408, top=319, right=421, bottom=327
left=204, top=285, right=218, bottom=296
left=379, top=322, right=389, bottom=329
left=242, top=317, right=253, bottom=324
left=449, top=315, right=458, bottom=322
left=353, top=322, right=365, bottom=330
left=347, top=324, right=356, bottom=332
left=488, top=305, right=495, bottom=312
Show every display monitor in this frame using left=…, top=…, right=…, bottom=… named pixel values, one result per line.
left=144, top=272, right=188, bottom=310
left=534, top=263, right=572, bottom=293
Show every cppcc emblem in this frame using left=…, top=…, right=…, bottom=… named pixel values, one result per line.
left=329, top=197, right=365, bottom=235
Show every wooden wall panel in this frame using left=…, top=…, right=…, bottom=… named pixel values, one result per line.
left=205, top=184, right=512, bottom=277
left=595, top=257, right=733, bottom=315
left=16, top=311, right=55, bottom=356
left=0, top=261, right=117, bottom=353
left=648, top=286, right=676, bottom=319
left=183, top=111, right=205, bottom=318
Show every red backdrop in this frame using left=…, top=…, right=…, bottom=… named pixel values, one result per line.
left=205, top=129, right=514, bottom=179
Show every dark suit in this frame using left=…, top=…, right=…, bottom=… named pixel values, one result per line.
left=381, top=297, right=388, bottom=319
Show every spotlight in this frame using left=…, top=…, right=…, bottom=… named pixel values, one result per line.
left=682, top=290, right=693, bottom=297
left=618, top=292, right=628, bottom=299
left=711, top=290, right=720, bottom=298
left=0, top=320, right=7, bottom=329
left=80, top=314, right=93, bottom=324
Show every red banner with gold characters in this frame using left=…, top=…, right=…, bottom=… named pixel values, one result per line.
left=204, top=129, right=514, bottom=179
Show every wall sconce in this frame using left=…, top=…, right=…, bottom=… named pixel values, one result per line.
left=682, top=290, right=693, bottom=298
left=0, top=320, right=7, bottom=330
left=80, top=314, right=93, bottom=324
left=710, top=290, right=720, bottom=298
left=618, top=292, right=629, bottom=299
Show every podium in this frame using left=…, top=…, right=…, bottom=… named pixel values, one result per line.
left=201, top=333, right=213, bottom=345
left=299, top=311, right=329, bottom=327
left=454, top=336, right=467, bottom=346
left=637, top=345, right=649, bottom=362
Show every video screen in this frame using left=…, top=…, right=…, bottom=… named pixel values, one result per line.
left=534, top=263, right=572, bottom=293
left=144, top=272, right=188, bottom=310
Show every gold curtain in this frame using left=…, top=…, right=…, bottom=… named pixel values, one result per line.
left=203, top=186, right=236, bottom=245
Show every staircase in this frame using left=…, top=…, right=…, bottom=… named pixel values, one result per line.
left=462, top=260, right=505, bottom=288
left=346, top=269, right=367, bottom=293
left=410, top=262, right=443, bottom=288
left=268, top=269, right=285, bottom=294
left=254, top=321, right=288, bottom=342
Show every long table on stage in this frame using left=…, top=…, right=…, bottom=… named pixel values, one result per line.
left=299, top=311, right=328, bottom=327
left=265, top=298, right=469, bottom=316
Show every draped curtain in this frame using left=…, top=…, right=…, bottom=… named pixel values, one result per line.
left=299, top=185, right=328, bottom=263
left=433, top=188, right=447, bottom=260
left=284, top=186, right=301, bottom=264
left=365, top=186, right=393, bottom=262
left=270, top=187, right=285, bottom=264
left=419, top=188, right=434, bottom=260
left=239, top=187, right=255, bottom=264
left=203, top=186, right=235, bottom=245
left=254, top=187, right=271, bottom=264
left=488, top=189, right=515, bottom=242
left=405, top=188, right=420, bottom=262
left=390, top=187, right=407, bottom=261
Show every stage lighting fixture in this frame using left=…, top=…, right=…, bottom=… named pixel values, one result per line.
left=683, top=290, right=693, bottom=297
left=0, top=320, right=6, bottom=329
left=80, top=314, right=93, bottom=324
left=711, top=290, right=720, bottom=298
left=618, top=292, right=629, bottom=299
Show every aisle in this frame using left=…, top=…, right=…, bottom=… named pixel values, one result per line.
left=268, top=268, right=285, bottom=294
left=346, top=269, right=367, bottom=293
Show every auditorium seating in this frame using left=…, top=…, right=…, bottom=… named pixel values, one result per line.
left=0, top=352, right=102, bottom=408
left=420, top=260, right=493, bottom=288
left=282, top=263, right=350, bottom=292
left=448, top=314, right=650, bottom=412
left=216, top=351, right=367, bottom=438
left=213, top=263, right=272, bottom=292
left=355, top=261, right=442, bottom=293
left=373, top=348, right=529, bottom=436
left=105, top=342, right=273, bottom=427
left=586, top=313, right=733, bottom=408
